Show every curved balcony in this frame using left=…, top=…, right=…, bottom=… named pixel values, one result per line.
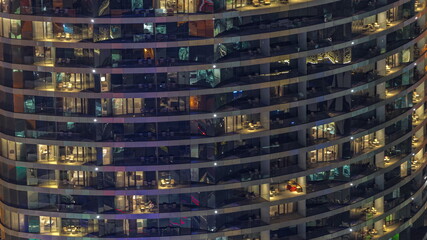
left=0, top=0, right=414, bottom=49
left=0, top=19, right=423, bottom=75
left=0, top=74, right=421, bottom=149
left=0, top=144, right=423, bottom=219
left=0, top=114, right=421, bottom=198
left=0, top=155, right=424, bottom=239
left=0, top=56, right=423, bottom=127
left=0, top=0, right=425, bottom=238
left=0, top=0, right=401, bottom=23
left=0, top=42, right=423, bottom=107
left=0, top=91, right=423, bottom=174
left=308, top=178, right=427, bottom=239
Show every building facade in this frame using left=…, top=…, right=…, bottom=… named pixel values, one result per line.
left=0, top=0, right=426, bottom=239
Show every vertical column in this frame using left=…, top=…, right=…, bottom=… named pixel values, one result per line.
left=259, top=37, right=271, bottom=119
left=377, top=35, right=387, bottom=55
left=375, top=174, right=385, bottom=191
left=375, top=130, right=386, bottom=190
left=54, top=170, right=60, bottom=186
left=260, top=38, right=271, bottom=57
left=298, top=32, right=307, bottom=52
left=261, top=230, right=270, bottom=240
left=400, top=161, right=409, bottom=177
left=260, top=86, right=271, bottom=130
left=375, top=79, right=386, bottom=129
left=96, top=147, right=103, bottom=165
left=416, top=24, right=425, bottom=51
left=414, top=192, right=423, bottom=206
left=377, top=59, right=387, bottom=76
left=94, top=49, right=110, bottom=68
left=297, top=32, right=308, bottom=77
left=375, top=128, right=386, bottom=192
left=376, top=34, right=387, bottom=116
left=296, top=31, right=308, bottom=240
left=297, top=31, right=308, bottom=124
left=259, top=55, right=271, bottom=179
left=374, top=174, right=385, bottom=202
left=260, top=38, right=271, bottom=240
left=376, top=129, right=385, bottom=146
left=377, top=12, right=387, bottom=29
left=260, top=181, right=270, bottom=240
left=376, top=35, right=387, bottom=120
left=375, top=152, right=385, bottom=169
left=297, top=31, right=308, bottom=168
left=297, top=177, right=307, bottom=239
left=416, top=62, right=425, bottom=83
left=375, top=105, right=386, bottom=123
left=374, top=197, right=385, bottom=235
left=27, top=191, right=38, bottom=209
left=259, top=36, right=270, bottom=164
left=376, top=82, right=386, bottom=100
left=297, top=58, right=308, bottom=126
left=414, top=170, right=423, bottom=187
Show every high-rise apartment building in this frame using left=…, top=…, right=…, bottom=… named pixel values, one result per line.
left=0, top=0, right=426, bottom=239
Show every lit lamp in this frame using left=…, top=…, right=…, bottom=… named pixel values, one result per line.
left=413, top=90, right=420, bottom=98
left=413, top=113, right=419, bottom=122
left=372, top=138, right=380, bottom=145
left=412, top=135, right=419, bottom=143
left=384, top=156, right=390, bottom=163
